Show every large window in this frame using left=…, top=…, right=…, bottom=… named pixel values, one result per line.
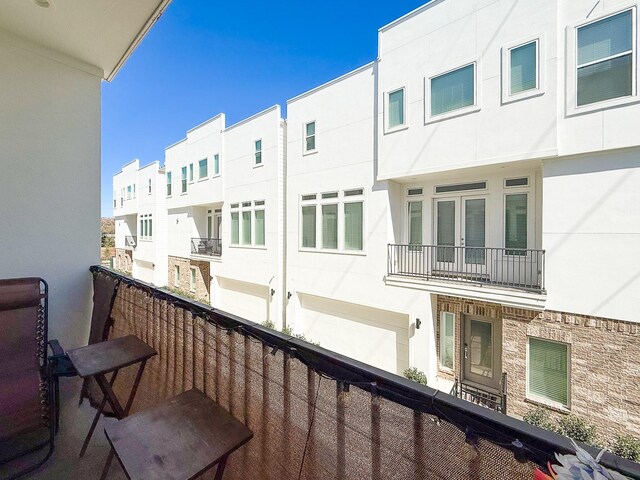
left=166, top=172, right=172, bottom=196
left=305, top=122, right=316, bottom=152
left=528, top=338, right=569, bottom=407
left=300, top=189, right=364, bottom=252
left=577, top=10, right=633, bottom=106
left=254, top=140, right=262, bottom=165
left=510, top=40, right=538, bottom=94
left=231, top=201, right=265, bottom=247
left=505, top=194, right=528, bottom=254
left=440, top=312, right=455, bottom=370
left=139, top=214, right=153, bottom=240
left=387, top=88, right=405, bottom=129
left=430, top=64, right=476, bottom=117
left=199, top=159, right=208, bottom=179
left=181, top=166, right=187, bottom=193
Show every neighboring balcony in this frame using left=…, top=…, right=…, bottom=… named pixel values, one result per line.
left=125, top=235, right=137, bottom=249
left=191, top=237, right=222, bottom=257
left=387, top=244, right=545, bottom=293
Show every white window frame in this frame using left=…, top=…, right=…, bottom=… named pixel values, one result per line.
left=189, top=267, right=197, bottom=292
left=425, top=61, right=481, bottom=124
left=181, top=166, right=188, bottom=194
left=384, top=86, right=407, bottom=133
left=127, top=185, right=132, bottom=200
left=303, top=121, right=317, bottom=155
left=299, top=189, right=366, bottom=254
left=139, top=214, right=153, bottom=241
left=566, top=4, right=638, bottom=116
left=501, top=36, right=545, bottom=104
left=189, top=163, right=194, bottom=183
left=254, top=139, right=263, bottom=166
left=526, top=337, right=571, bottom=409
left=148, top=178, right=152, bottom=195
left=439, top=312, right=455, bottom=372
left=198, top=158, right=208, bottom=180
left=502, top=176, right=535, bottom=255
left=166, top=172, right=172, bottom=197
left=213, top=154, right=220, bottom=176
left=229, top=200, right=266, bottom=248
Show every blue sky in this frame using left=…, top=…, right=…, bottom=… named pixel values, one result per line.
left=101, top=1, right=428, bottom=216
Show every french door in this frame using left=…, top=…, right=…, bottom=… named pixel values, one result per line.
left=433, top=196, right=486, bottom=273
left=463, top=315, right=502, bottom=391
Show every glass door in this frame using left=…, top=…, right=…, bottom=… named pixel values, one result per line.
left=207, top=212, right=213, bottom=239
left=463, top=315, right=502, bottom=391
left=461, top=197, right=486, bottom=271
left=214, top=214, right=222, bottom=239
left=434, top=198, right=459, bottom=272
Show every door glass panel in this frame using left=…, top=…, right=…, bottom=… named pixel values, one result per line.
left=207, top=216, right=212, bottom=239
left=469, top=320, right=493, bottom=379
left=408, top=201, right=422, bottom=248
left=436, top=201, right=455, bottom=262
left=464, top=198, right=485, bottom=264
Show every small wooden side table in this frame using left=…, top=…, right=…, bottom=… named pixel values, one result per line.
left=103, top=388, right=254, bottom=480
left=67, top=335, right=157, bottom=458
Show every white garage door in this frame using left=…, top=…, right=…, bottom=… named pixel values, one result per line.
left=133, top=260, right=154, bottom=284
left=298, top=293, right=409, bottom=375
left=216, top=277, right=270, bottom=324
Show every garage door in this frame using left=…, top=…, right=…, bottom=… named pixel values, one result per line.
left=298, top=293, right=409, bottom=375
left=133, top=260, right=154, bottom=284
left=216, top=277, right=270, bottom=324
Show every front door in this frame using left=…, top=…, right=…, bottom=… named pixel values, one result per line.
left=463, top=315, right=502, bottom=391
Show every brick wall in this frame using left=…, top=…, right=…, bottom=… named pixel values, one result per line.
left=168, top=256, right=210, bottom=302
left=435, top=295, right=640, bottom=440
left=114, top=248, right=132, bottom=274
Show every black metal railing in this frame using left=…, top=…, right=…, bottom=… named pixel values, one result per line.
left=388, top=244, right=545, bottom=292
left=451, top=373, right=508, bottom=413
left=124, top=236, right=137, bottom=248
left=190, top=237, right=221, bottom=257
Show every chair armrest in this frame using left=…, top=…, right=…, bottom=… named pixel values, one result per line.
left=48, top=339, right=65, bottom=358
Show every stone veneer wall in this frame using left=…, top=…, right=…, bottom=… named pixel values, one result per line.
left=168, top=256, right=210, bottom=302
left=114, top=248, right=132, bottom=274
left=436, top=295, right=640, bottom=440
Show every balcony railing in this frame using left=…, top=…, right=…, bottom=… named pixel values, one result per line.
left=191, top=237, right=221, bottom=257
left=388, top=244, right=545, bottom=292
left=124, top=235, right=137, bottom=248
left=451, top=373, right=508, bottom=414
left=80, top=265, right=639, bottom=480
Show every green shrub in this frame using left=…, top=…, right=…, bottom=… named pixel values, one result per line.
left=556, top=415, right=598, bottom=446
left=261, top=319, right=275, bottom=330
left=165, top=286, right=200, bottom=301
left=262, top=322, right=320, bottom=346
left=610, top=434, right=640, bottom=462
left=403, top=367, right=428, bottom=386
left=523, top=407, right=557, bottom=432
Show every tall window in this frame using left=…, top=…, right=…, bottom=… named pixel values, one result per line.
left=199, top=159, right=208, bottom=179
left=505, top=194, right=528, bottom=254
left=408, top=201, right=423, bottom=245
left=189, top=164, right=194, bottom=182
left=189, top=267, right=197, bottom=292
left=344, top=202, right=363, bottom=251
left=140, top=214, right=153, bottom=240
left=241, top=211, right=251, bottom=245
left=231, top=212, right=239, bottom=245
left=181, top=166, right=187, bottom=193
left=166, top=172, right=172, bottom=196
left=430, top=64, right=475, bottom=116
left=127, top=185, right=132, bottom=200
left=214, top=154, right=220, bottom=175
left=321, top=204, right=338, bottom=249
left=528, top=338, right=569, bottom=407
left=174, top=265, right=180, bottom=287
left=255, top=209, right=265, bottom=246
left=148, top=178, right=152, bottom=194
left=254, top=140, right=262, bottom=165
left=305, top=122, right=316, bottom=152
left=301, top=205, right=316, bottom=248
left=577, top=10, right=633, bottom=106
left=387, top=88, right=405, bottom=128
left=132, top=184, right=136, bottom=198
left=440, top=312, right=455, bottom=370
left=510, top=41, right=538, bottom=94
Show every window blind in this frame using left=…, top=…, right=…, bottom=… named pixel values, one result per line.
left=231, top=212, right=239, bottom=245
left=214, top=154, right=220, bottom=175
left=528, top=338, right=569, bottom=406
left=199, top=159, right=208, bottom=178
left=510, top=41, right=537, bottom=94
left=322, top=204, right=338, bottom=249
left=464, top=199, right=485, bottom=264
left=344, top=202, right=363, bottom=251
left=440, top=312, right=454, bottom=370
left=302, top=206, right=316, bottom=248
left=242, top=211, right=251, bottom=245
left=408, top=201, right=422, bottom=245
left=431, top=64, right=475, bottom=116
left=577, top=10, right=632, bottom=106
left=505, top=194, right=527, bottom=253
left=437, top=201, right=455, bottom=262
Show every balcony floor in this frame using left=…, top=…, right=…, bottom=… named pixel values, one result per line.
left=0, top=377, right=126, bottom=480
